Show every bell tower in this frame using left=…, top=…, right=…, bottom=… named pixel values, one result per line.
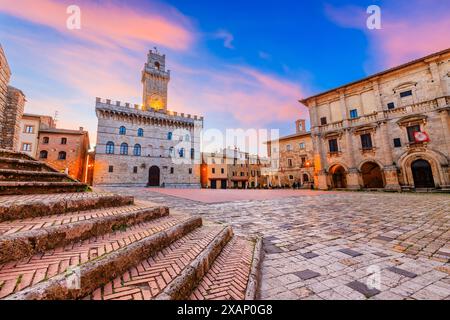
left=141, top=48, right=170, bottom=111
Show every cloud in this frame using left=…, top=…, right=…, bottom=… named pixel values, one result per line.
left=214, top=30, right=235, bottom=49
left=258, top=51, right=271, bottom=60
left=324, top=1, right=450, bottom=68
left=0, top=0, right=194, bottom=51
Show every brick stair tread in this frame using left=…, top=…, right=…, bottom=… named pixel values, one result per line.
left=0, top=168, right=67, bottom=177
left=0, top=157, right=53, bottom=169
left=0, top=214, right=191, bottom=299
left=84, top=225, right=226, bottom=300
left=0, top=149, right=35, bottom=161
left=0, top=181, right=84, bottom=187
left=0, top=201, right=158, bottom=236
left=0, top=192, right=134, bottom=221
left=189, top=237, right=255, bottom=300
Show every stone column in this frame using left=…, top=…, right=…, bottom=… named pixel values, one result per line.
left=344, top=129, right=360, bottom=189
left=439, top=110, right=450, bottom=190
left=380, top=121, right=401, bottom=190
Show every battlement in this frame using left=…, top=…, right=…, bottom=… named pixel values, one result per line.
left=95, top=97, right=204, bottom=122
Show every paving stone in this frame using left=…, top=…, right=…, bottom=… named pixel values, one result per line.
left=339, top=248, right=363, bottom=257
left=300, top=252, right=319, bottom=259
left=346, top=280, right=381, bottom=298
left=387, top=266, right=418, bottom=278
left=294, top=269, right=321, bottom=280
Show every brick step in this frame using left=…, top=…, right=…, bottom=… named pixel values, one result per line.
left=0, top=202, right=170, bottom=264
left=0, top=157, right=55, bottom=172
left=0, top=169, right=73, bottom=182
left=189, top=236, right=263, bottom=300
left=83, top=224, right=233, bottom=300
left=0, top=149, right=34, bottom=161
left=0, top=181, right=87, bottom=195
left=0, top=192, right=134, bottom=222
left=1, top=214, right=201, bottom=299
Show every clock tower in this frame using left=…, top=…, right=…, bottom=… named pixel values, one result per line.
left=142, top=48, right=170, bottom=111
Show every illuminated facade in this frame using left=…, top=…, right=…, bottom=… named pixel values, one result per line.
left=300, top=48, right=450, bottom=191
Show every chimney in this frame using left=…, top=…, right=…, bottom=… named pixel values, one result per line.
left=295, top=119, right=306, bottom=133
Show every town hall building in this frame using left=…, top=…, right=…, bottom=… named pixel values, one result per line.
left=93, top=49, right=203, bottom=187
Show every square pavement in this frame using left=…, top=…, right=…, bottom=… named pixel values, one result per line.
left=98, top=187, right=450, bottom=300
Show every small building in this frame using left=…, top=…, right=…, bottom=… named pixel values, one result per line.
left=18, top=113, right=55, bottom=158
left=264, top=119, right=315, bottom=188
left=37, top=127, right=90, bottom=182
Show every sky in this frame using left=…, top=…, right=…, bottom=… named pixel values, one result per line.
left=0, top=0, right=449, bottom=151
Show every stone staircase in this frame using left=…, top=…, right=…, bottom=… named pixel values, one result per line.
left=0, top=149, right=86, bottom=195
left=0, top=192, right=262, bottom=300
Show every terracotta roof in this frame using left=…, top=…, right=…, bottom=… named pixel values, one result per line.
left=265, top=131, right=311, bottom=144
left=299, top=47, right=450, bottom=105
left=39, top=127, right=87, bottom=135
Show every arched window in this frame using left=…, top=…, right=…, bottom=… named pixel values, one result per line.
left=179, top=148, right=185, bottom=158
left=58, top=151, right=66, bottom=160
left=190, top=148, right=195, bottom=160
left=133, top=144, right=141, bottom=156
left=167, top=132, right=172, bottom=140
left=61, top=137, right=67, bottom=145
left=137, top=128, right=144, bottom=137
left=120, top=143, right=128, bottom=155
left=39, top=150, right=48, bottom=159
left=105, top=141, right=114, bottom=154
left=42, top=137, right=49, bottom=144
left=185, top=134, right=190, bottom=142
left=119, top=126, right=126, bottom=135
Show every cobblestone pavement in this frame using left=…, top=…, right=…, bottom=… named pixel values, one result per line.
left=98, top=187, right=450, bottom=300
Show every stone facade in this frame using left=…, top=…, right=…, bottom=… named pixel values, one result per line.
left=201, top=148, right=268, bottom=189
left=0, top=45, right=25, bottom=151
left=264, top=119, right=315, bottom=188
left=0, top=45, right=10, bottom=144
left=300, top=48, right=450, bottom=191
left=17, top=113, right=55, bottom=158
left=3, top=86, right=25, bottom=151
left=94, top=50, right=203, bottom=187
left=37, top=127, right=90, bottom=181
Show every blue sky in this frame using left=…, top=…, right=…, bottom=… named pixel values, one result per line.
left=0, top=0, right=448, bottom=149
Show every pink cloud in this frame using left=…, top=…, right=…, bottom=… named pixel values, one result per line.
left=0, top=0, right=194, bottom=51
left=324, top=2, right=450, bottom=67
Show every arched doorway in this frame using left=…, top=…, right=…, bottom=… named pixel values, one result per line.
left=330, top=165, right=347, bottom=188
left=361, top=162, right=384, bottom=188
left=148, top=166, right=160, bottom=186
left=411, top=159, right=435, bottom=188
left=303, top=174, right=309, bottom=182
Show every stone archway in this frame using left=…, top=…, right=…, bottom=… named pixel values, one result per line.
left=411, top=159, right=435, bottom=188
left=361, top=161, right=384, bottom=188
left=148, top=166, right=160, bottom=186
left=329, top=165, right=347, bottom=188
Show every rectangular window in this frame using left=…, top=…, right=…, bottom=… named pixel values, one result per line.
left=289, top=175, right=294, bottom=180
left=387, top=102, right=395, bottom=110
left=170, top=167, right=174, bottom=174
left=393, top=138, right=402, bottom=148
left=407, top=125, right=421, bottom=142
left=299, top=142, right=305, bottom=149
left=360, top=134, right=373, bottom=149
left=61, top=138, right=67, bottom=145
left=108, top=165, right=114, bottom=173
left=133, top=166, right=138, bottom=173
left=24, top=125, right=34, bottom=133
left=328, top=139, right=338, bottom=153
left=286, top=144, right=291, bottom=151
left=240, top=172, right=244, bottom=176
left=212, top=168, right=215, bottom=174
left=189, top=168, right=192, bottom=174
left=22, top=143, right=32, bottom=151
left=221, top=168, right=224, bottom=174
left=301, top=157, right=306, bottom=166
left=400, top=90, right=412, bottom=98
left=349, top=109, right=358, bottom=119
left=287, top=159, right=293, bottom=167
left=320, top=117, right=327, bottom=125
